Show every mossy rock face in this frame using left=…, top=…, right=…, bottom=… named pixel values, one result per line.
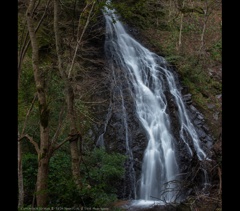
left=112, top=0, right=167, bottom=29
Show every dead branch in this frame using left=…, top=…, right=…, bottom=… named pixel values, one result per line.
left=78, top=109, right=100, bottom=124
left=178, top=0, right=185, bottom=49
left=76, top=3, right=91, bottom=38
left=18, top=0, right=52, bottom=88
left=20, top=93, right=37, bottom=136
left=51, top=105, right=66, bottom=144
left=18, top=0, right=41, bottom=70
left=68, top=1, right=96, bottom=78
left=79, top=99, right=108, bottom=104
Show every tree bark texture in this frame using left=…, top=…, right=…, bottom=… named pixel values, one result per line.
left=178, top=0, right=185, bottom=49
left=54, top=0, right=82, bottom=188
left=36, top=156, right=50, bottom=207
left=26, top=0, right=50, bottom=206
left=18, top=141, right=24, bottom=207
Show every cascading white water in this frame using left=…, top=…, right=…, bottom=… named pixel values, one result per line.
left=103, top=2, right=207, bottom=203
left=111, top=61, right=137, bottom=199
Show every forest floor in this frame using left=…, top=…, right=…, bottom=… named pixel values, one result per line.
left=110, top=194, right=222, bottom=211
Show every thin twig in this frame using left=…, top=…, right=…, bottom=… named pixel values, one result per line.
left=20, top=93, right=37, bottom=136
left=68, top=1, right=96, bottom=78
left=51, top=105, right=66, bottom=144
left=18, top=0, right=52, bottom=86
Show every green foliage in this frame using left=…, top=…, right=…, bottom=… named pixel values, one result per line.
left=18, top=57, right=35, bottom=107
left=18, top=56, right=67, bottom=141
left=22, top=148, right=125, bottom=208
left=209, top=40, right=222, bottom=62
left=75, top=100, right=92, bottom=130
left=48, top=150, right=80, bottom=206
left=177, top=55, right=221, bottom=111
left=19, top=0, right=125, bottom=208
left=165, top=55, right=183, bottom=63
left=18, top=58, right=40, bottom=139
left=22, top=153, right=38, bottom=205
left=49, top=148, right=126, bottom=208
left=112, top=0, right=166, bottom=29
left=79, top=148, right=126, bottom=208
left=85, top=148, right=125, bottom=182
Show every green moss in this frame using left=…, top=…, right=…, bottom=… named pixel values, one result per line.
left=112, top=0, right=166, bottom=29
left=209, top=40, right=222, bottom=62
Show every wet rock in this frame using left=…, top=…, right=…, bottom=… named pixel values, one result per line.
left=207, top=103, right=215, bottom=109
left=206, top=140, right=213, bottom=149
left=132, top=146, right=142, bottom=153
left=201, top=125, right=209, bottom=133
left=193, top=118, right=203, bottom=126
left=189, top=105, right=198, bottom=112
left=181, top=86, right=189, bottom=95
left=204, top=135, right=213, bottom=144
left=183, top=94, right=192, bottom=105
left=197, top=113, right=204, bottom=120
left=196, top=128, right=207, bottom=139
left=213, top=112, right=219, bottom=121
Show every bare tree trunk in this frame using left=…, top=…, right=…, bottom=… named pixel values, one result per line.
left=36, top=126, right=51, bottom=206
left=199, top=0, right=219, bottom=53
left=67, top=85, right=82, bottom=187
left=18, top=0, right=51, bottom=89
left=178, top=14, right=183, bottom=47
left=53, top=0, right=82, bottom=188
left=169, top=0, right=172, bottom=20
left=218, top=166, right=222, bottom=195
left=18, top=140, right=24, bottom=207
left=26, top=0, right=50, bottom=206
left=199, top=9, right=208, bottom=53
left=178, top=0, right=185, bottom=49
left=36, top=156, right=50, bottom=207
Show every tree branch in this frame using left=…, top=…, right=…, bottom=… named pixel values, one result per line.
left=53, top=133, right=82, bottom=153
left=20, top=93, right=37, bottom=136
left=18, top=0, right=41, bottom=71
left=51, top=105, right=66, bottom=144
left=18, top=134, right=40, bottom=154
left=79, top=99, right=108, bottom=104
left=68, top=1, right=96, bottom=78
left=18, top=0, right=52, bottom=87
left=53, top=136, right=71, bottom=152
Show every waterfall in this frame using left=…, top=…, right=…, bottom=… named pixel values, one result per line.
left=96, top=101, right=112, bottom=147
left=103, top=2, right=208, bottom=203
